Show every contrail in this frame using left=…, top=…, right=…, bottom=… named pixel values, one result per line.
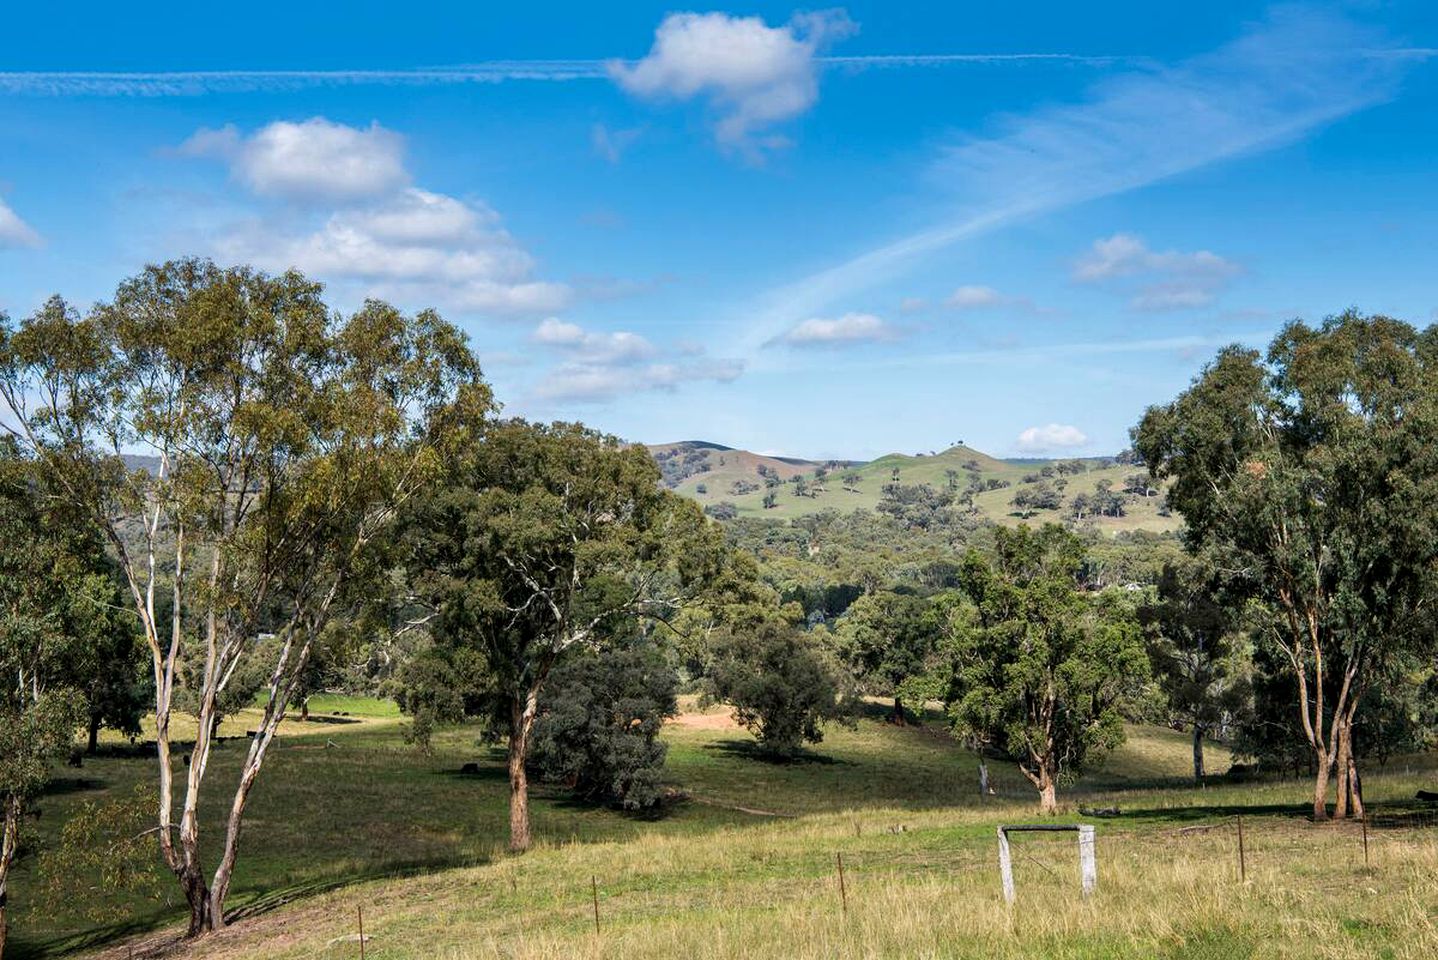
left=0, top=54, right=1138, bottom=96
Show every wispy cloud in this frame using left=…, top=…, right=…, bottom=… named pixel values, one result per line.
left=815, top=331, right=1272, bottom=375
left=1073, top=233, right=1241, bottom=310
left=527, top=318, right=743, bottom=403
left=736, top=6, right=1409, bottom=356
left=768, top=312, right=900, bottom=347
left=0, top=197, right=41, bottom=248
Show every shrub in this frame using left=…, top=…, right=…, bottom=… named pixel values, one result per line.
left=706, top=621, right=848, bottom=757
left=529, top=646, right=678, bottom=809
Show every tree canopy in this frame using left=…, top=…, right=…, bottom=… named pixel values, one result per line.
left=1134, top=311, right=1438, bottom=818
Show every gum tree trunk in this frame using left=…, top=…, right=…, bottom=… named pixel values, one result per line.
left=1334, top=719, right=1353, bottom=820
left=1192, top=724, right=1206, bottom=782
left=1312, top=752, right=1331, bottom=821
left=1039, top=777, right=1058, bottom=815
left=1, top=794, right=19, bottom=960
left=508, top=687, right=541, bottom=853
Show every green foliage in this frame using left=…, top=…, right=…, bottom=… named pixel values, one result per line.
left=940, top=525, right=1148, bottom=807
left=36, top=784, right=164, bottom=924
left=1135, top=311, right=1438, bottom=811
left=831, top=591, right=937, bottom=698
left=1137, top=559, right=1253, bottom=778
left=530, top=644, right=679, bottom=809
left=706, top=619, right=850, bottom=757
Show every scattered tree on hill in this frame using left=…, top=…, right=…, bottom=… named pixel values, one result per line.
left=1135, top=311, right=1438, bottom=819
left=877, top=483, right=956, bottom=530
left=401, top=420, right=725, bottom=851
left=762, top=491, right=778, bottom=509
left=940, top=525, right=1148, bottom=813
left=1091, top=480, right=1127, bottom=517
left=1123, top=474, right=1158, bottom=498
left=1137, top=560, right=1253, bottom=781
left=529, top=642, right=678, bottom=809
left=0, top=260, right=486, bottom=935
left=705, top=501, right=739, bottom=520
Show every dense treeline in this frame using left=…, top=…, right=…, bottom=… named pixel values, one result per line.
left=3, top=263, right=1437, bottom=951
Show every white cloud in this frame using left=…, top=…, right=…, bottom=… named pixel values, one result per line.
left=532, top=317, right=657, bottom=364
left=529, top=319, right=743, bottom=403
left=182, top=118, right=569, bottom=316
left=181, top=118, right=408, bottom=202
left=771, top=312, right=898, bottom=347
left=0, top=197, right=40, bottom=248
left=609, top=10, right=855, bottom=154
left=1073, top=233, right=1240, bottom=310
left=945, top=285, right=1004, bottom=310
left=1015, top=423, right=1088, bottom=453
left=214, top=187, right=569, bottom=314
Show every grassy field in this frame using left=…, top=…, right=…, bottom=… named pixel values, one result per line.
left=653, top=442, right=1180, bottom=535
left=10, top=697, right=1438, bottom=959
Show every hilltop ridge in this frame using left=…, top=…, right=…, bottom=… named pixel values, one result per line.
left=646, top=440, right=1177, bottom=535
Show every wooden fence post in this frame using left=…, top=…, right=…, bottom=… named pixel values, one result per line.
left=591, top=875, right=601, bottom=935
left=997, top=826, right=1015, bottom=904
left=1077, top=825, right=1097, bottom=896
left=836, top=852, right=848, bottom=914
left=1236, top=815, right=1246, bottom=882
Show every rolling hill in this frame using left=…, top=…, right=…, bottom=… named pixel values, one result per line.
left=648, top=441, right=1180, bottom=535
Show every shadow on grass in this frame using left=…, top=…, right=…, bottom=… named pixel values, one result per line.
left=38, top=775, right=109, bottom=798
left=17, top=854, right=497, bottom=960
left=701, top=738, right=850, bottom=766
left=294, top=714, right=363, bottom=726
left=1098, top=801, right=1320, bottom=824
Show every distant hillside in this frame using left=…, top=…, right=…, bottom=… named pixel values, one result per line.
left=648, top=441, right=1180, bottom=536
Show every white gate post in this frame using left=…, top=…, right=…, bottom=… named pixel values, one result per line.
left=997, top=826, right=1015, bottom=903
left=1077, top=824, right=1097, bottom=896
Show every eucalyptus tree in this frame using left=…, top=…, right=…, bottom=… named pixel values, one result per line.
left=832, top=591, right=936, bottom=724
left=0, top=260, right=489, bottom=934
left=1135, top=312, right=1438, bottom=819
left=0, top=444, right=101, bottom=959
left=1137, top=559, right=1252, bottom=781
left=401, top=419, right=726, bottom=852
left=943, top=525, right=1147, bottom=814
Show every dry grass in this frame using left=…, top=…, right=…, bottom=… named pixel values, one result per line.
left=44, top=699, right=1438, bottom=960
left=135, top=804, right=1438, bottom=960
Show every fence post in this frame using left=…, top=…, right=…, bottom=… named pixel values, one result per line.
left=836, top=852, right=849, bottom=914
left=357, top=904, right=366, bottom=960
left=1361, top=815, right=1370, bottom=869
left=1077, top=825, right=1097, bottom=896
left=1236, top=815, right=1246, bottom=882
left=591, top=875, right=601, bottom=935
left=997, top=826, right=1015, bottom=904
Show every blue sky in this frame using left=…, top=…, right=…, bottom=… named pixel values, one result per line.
left=3, top=1, right=1437, bottom=459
